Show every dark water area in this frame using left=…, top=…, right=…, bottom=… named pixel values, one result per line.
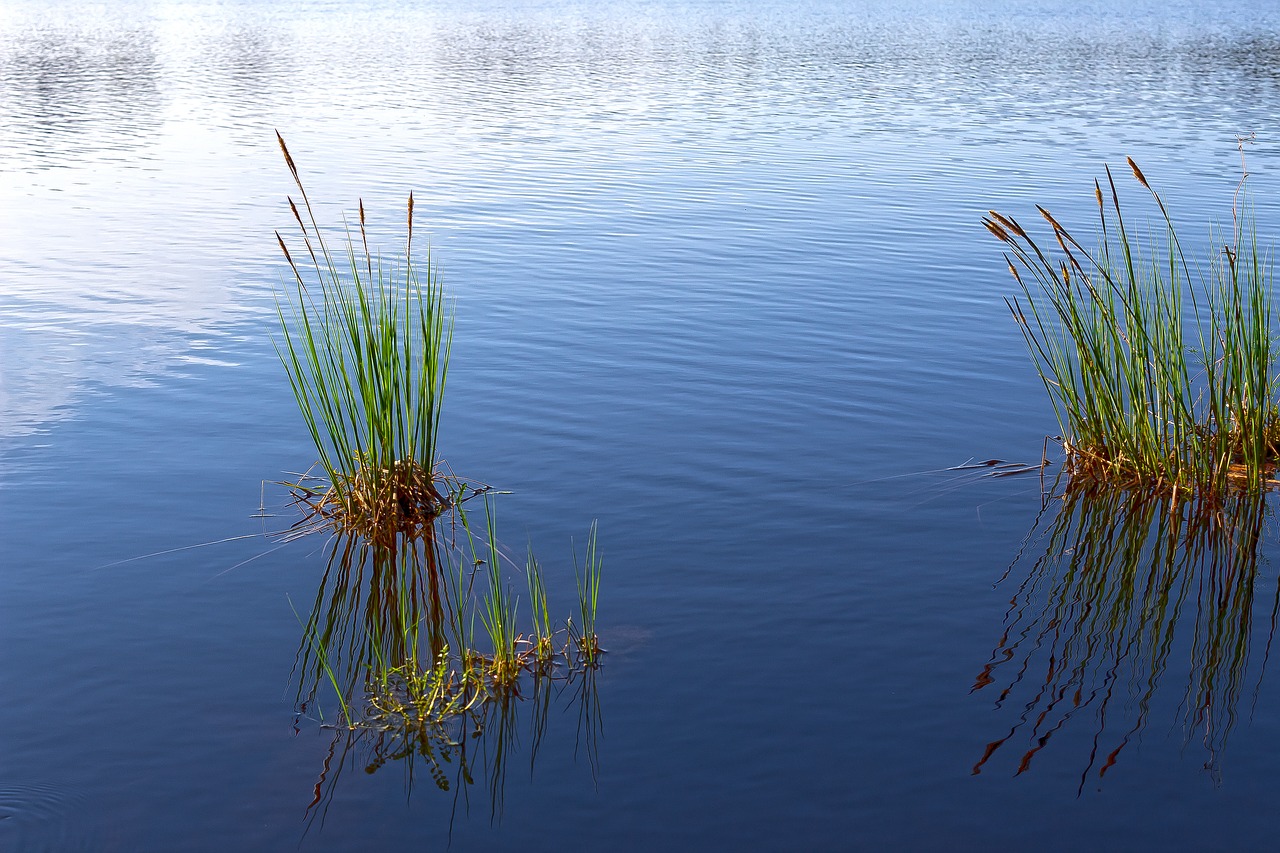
left=4, top=0, right=1280, bottom=849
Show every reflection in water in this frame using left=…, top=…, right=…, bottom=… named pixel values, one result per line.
left=972, top=487, right=1275, bottom=789
left=0, top=25, right=162, bottom=169
left=292, top=524, right=602, bottom=830
left=304, top=667, right=600, bottom=833
left=3, top=1, right=1279, bottom=440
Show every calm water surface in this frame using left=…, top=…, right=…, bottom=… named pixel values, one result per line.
left=4, top=0, right=1280, bottom=849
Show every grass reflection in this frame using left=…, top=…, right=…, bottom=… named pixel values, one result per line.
left=292, top=505, right=604, bottom=827
left=303, top=665, right=602, bottom=834
left=972, top=485, right=1275, bottom=789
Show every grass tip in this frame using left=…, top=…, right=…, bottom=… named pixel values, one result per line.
left=1126, top=156, right=1150, bottom=190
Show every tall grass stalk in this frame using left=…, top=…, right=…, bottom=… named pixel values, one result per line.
left=274, top=132, right=453, bottom=539
left=986, top=156, right=1278, bottom=497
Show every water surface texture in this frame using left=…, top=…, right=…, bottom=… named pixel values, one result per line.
left=4, top=0, right=1280, bottom=849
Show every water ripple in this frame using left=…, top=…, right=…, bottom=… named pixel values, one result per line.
left=0, top=783, right=93, bottom=852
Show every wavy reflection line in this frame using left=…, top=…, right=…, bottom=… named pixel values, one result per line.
left=973, top=487, right=1274, bottom=790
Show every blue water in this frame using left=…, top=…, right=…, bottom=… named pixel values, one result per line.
left=4, top=0, right=1280, bottom=848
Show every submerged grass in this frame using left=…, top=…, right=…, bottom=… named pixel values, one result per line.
left=986, top=152, right=1280, bottom=499
left=292, top=516, right=608, bottom=824
left=274, top=132, right=453, bottom=542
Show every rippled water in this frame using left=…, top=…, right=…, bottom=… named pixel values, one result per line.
left=4, top=0, right=1280, bottom=848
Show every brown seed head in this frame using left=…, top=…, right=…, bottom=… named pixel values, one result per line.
left=287, top=197, right=306, bottom=232
left=984, top=218, right=1010, bottom=242
left=1127, top=157, right=1150, bottom=190
left=1007, top=260, right=1022, bottom=285
left=276, top=130, right=300, bottom=184
left=1037, top=205, right=1067, bottom=234
left=988, top=210, right=1027, bottom=240
left=275, top=231, right=295, bottom=265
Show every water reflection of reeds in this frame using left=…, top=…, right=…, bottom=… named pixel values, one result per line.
left=972, top=487, right=1274, bottom=789
left=303, top=666, right=601, bottom=833
left=293, top=534, right=445, bottom=720
left=292, top=522, right=603, bottom=829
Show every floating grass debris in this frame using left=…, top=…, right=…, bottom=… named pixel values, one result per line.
left=986, top=151, right=1280, bottom=499
left=274, top=132, right=453, bottom=542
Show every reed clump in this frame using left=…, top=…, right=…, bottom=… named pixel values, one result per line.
left=570, top=520, right=603, bottom=665
left=986, top=154, right=1280, bottom=499
left=274, top=135, right=608, bottom=804
left=274, top=131, right=452, bottom=542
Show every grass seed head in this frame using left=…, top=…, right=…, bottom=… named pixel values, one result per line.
left=1036, top=205, right=1067, bottom=235
left=276, top=130, right=302, bottom=188
left=989, top=210, right=1027, bottom=240
left=287, top=197, right=306, bottom=231
left=1006, top=258, right=1023, bottom=285
left=276, top=231, right=295, bottom=266
left=1127, top=156, right=1150, bottom=190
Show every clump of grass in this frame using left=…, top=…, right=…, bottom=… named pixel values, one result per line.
left=367, top=645, right=475, bottom=731
left=293, top=507, right=608, bottom=720
left=271, top=133, right=610, bottom=806
left=570, top=521, right=603, bottom=665
left=986, top=152, right=1280, bottom=499
left=274, top=131, right=453, bottom=542
left=525, top=546, right=555, bottom=667
left=476, top=499, right=522, bottom=687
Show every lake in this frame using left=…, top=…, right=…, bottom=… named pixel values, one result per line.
left=3, top=0, right=1280, bottom=849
